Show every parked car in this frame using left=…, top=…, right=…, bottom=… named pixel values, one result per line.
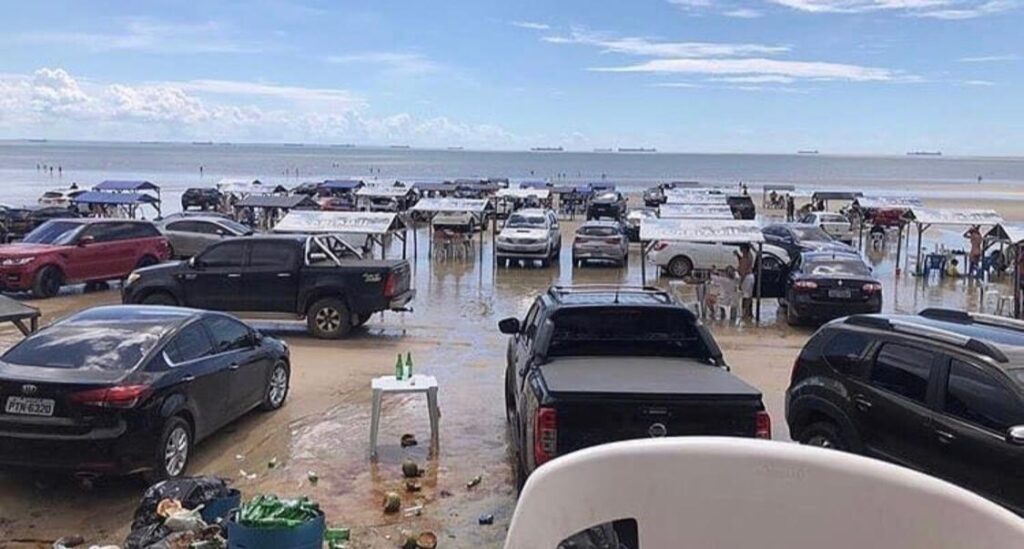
left=180, top=188, right=223, bottom=211
left=0, top=219, right=170, bottom=298
left=786, top=308, right=1024, bottom=514
left=432, top=212, right=481, bottom=233
left=500, top=285, right=770, bottom=489
left=496, top=209, right=562, bottom=267
left=38, top=187, right=86, bottom=208
left=156, top=216, right=253, bottom=258
left=159, top=211, right=235, bottom=222
left=762, top=223, right=855, bottom=258
left=572, top=221, right=628, bottom=267
left=0, top=206, right=81, bottom=243
left=649, top=238, right=789, bottom=278
left=0, top=305, right=290, bottom=480
left=776, top=251, right=882, bottom=325
left=726, top=195, right=757, bottom=220
left=799, top=211, right=855, bottom=243
left=587, top=191, right=627, bottom=220
left=624, top=208, right=656, bottom=242
left=122, top=234, right=415, bottom=339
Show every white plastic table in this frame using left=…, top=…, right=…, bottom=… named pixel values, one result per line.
left=369, top=374, right=439, bottom=459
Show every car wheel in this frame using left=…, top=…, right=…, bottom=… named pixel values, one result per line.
left=260, top=361, right=290, bottom=411
left=142, top=292, right=178, bottom=306
left=31, top=265, right=63, bottom=298
left=147, top=416, right=192, bottom=482
left=798, top=421, right=847, bottom=451
left=786, top=301, right=801, bottom=326
left=504, top=368, right=515, bottom=424
left=666, top=256, right=693, bottom=278
left=307, top=297, right=352, bottom=339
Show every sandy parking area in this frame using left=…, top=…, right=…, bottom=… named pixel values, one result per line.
left=0, top=212, right=1010, bottom=548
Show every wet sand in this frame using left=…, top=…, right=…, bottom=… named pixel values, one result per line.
left=0, top=204, right=1021, bottom=548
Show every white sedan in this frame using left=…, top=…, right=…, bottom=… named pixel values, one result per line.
left=649, top=240, right=789, bottom=278
left=799, top=212, right=855, bottom=243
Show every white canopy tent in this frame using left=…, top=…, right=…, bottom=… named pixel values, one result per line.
left=658, top=204, right=734, bottom=220
left=496, top=188, right=551, bottom=200
left=355, top=185, right=415, bottom=198
left=664, top=193, right=729, bottom=205
left=273, top=210, right=409, bottom=259
left=411, top=198, right=492, bottom=261
left=903, top=208, right=1003, bottom=275
left=853, top=196, right=923, bottom=210
left=639, top=218, right=767, bottom=321
left=216, top=179, right=286, bottom=196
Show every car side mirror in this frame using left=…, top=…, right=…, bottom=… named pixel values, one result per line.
left=1008, top=426, right=1024, bottom=445
left=77, top=235, right=95, bottom=247
left=188, top=256, right=203, bottom=269
left=251, top=330, right=264, bottom=345
left=216, top=229, right=227, bottom=237
left=498, top=317, right=521, bottom=334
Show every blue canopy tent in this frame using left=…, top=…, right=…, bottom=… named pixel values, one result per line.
left=72, top=190, right=161, bottom=219
left=519, top=180, right=551, bottom=190
left=93, top=180, right=161, bottom=216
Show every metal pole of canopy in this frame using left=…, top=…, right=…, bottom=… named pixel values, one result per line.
left=895, top=222, right=904, bottom=276
left=915, top=223, right=925, bottom=276
left=478, top=212, right=484, bottom=258
left=755, top=242, right=763, bottom=323
left=427, top=213, right=434, bottom=259
left=1015, top=243, right=1021, bottom=318
left=858, top=218, right=865, bottom=251
left=640, top=240, right=647, bottom=285
left=491, top=203, right=498, bottom=267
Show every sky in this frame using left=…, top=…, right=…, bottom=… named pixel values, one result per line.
left=0, top=0, right=1020, bottom=154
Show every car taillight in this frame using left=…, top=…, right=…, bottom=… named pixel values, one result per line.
left=382, top=272, right=397, bottom=298
left=652, top=241, right=668, bottom=251
left=604, top=237, right=622, bottom=244
left=793, top=280, right=818, bottom=291
left=755, top=411, right=772, bottom=439
left=69, top=385, right=153, bottom=409
left=862, top=282, right=883, bottom=293
left=534, top=407, right=558, bottom=466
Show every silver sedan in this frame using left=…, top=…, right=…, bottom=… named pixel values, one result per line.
left=155, top=216, right=253, bottom=258
left=572, top=221, right=629, bottom=267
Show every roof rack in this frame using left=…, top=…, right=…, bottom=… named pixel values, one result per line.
left=919, top=308, right=1024, bottom=332
left=844, top=315, right=1008, bottom=363
left=549, top=284, right=667, bottom=294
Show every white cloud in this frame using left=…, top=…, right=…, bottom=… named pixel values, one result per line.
left=593, top=57, right=899, bottom=81
left=767, top=0, right=1017, bottom=17
left=710, top=75, right=797, bottom=83
left=8, top=17, right=265, bottom=54
left=325, top=52, right=440, bottom=75
left=723, top=8, right=765, bottom=16
left=962, top=79, right=996, bottom=86
left=957, top=54, right=1019, bottom=62
left=542, top=27, right=788, bottom=58
left=0, top=67, right=516, bottom=147
left=511, top=20, right=551, bottom=30
left=651, top=82, right=705, bottom=88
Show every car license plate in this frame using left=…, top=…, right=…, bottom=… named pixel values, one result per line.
left=828, top=289, right=852, bottom=299
left=4, top=396, right=55, bottom=417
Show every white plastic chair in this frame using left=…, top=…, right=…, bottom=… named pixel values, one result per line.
left=504, top=438, right=1024, bottom=549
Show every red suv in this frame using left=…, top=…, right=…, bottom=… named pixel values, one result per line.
left=0, top=219, right=170, bottom=298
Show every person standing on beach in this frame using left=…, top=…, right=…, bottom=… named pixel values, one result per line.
left=785, top=194, right=795, bottom=222
left=965, top=225, right=984, bottom=278
left=735, top=244, right=755, bottom=319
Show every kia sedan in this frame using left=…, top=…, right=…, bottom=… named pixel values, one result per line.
left=0, top=306, right=290, bottom=480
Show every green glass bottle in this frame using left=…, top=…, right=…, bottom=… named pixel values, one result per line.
left=395, top=353, right=404, bottom=380
left=405, top=351, right=413, bottom=378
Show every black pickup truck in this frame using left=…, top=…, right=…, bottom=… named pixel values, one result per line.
left=122, top=234, right=414, bottom=338
left=499, top=285, right=769, bottom=488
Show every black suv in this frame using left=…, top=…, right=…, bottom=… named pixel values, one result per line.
left=181, top=188, right=223, bottom=211
left=786, top=309, right=1024, bottom=514
left=587, top=191, right=627, bottom=220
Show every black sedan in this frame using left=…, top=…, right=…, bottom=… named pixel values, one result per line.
left=762, top=223, right=855, bottom=258
left=778, top=251, right=882, bottom=325
left=0, top=306, right=289, bottom=480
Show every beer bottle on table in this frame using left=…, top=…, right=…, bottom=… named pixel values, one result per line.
left=395, top=354, right=404, bottom=380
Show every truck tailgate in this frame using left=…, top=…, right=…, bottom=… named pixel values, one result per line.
left=538, top=357, right=763, bottom=452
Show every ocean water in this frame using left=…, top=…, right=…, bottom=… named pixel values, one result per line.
left=2, top=140, right=1024, bottom=210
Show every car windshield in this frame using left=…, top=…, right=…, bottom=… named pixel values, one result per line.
left=507, top=214, right=546, bottom=228
left=805, top=258, right=871, bottom=276
left=547, top=307, right=711, bottom=359
left=219, top=219, right=253, bottom=235
left=21, top=220, right=83, bottom=245
left=597, top=192, right=618, bottom=201
left=579, top=226, right=619, bottom=237
left=792, top=226, right=832, bottom=241
left=2, top=320, right=167, bottom=371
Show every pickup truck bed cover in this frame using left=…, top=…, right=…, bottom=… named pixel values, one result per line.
left=539, top=357, right=761, bottom=398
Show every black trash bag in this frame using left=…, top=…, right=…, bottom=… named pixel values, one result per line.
left=124, top=476, right=231, bottom=549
